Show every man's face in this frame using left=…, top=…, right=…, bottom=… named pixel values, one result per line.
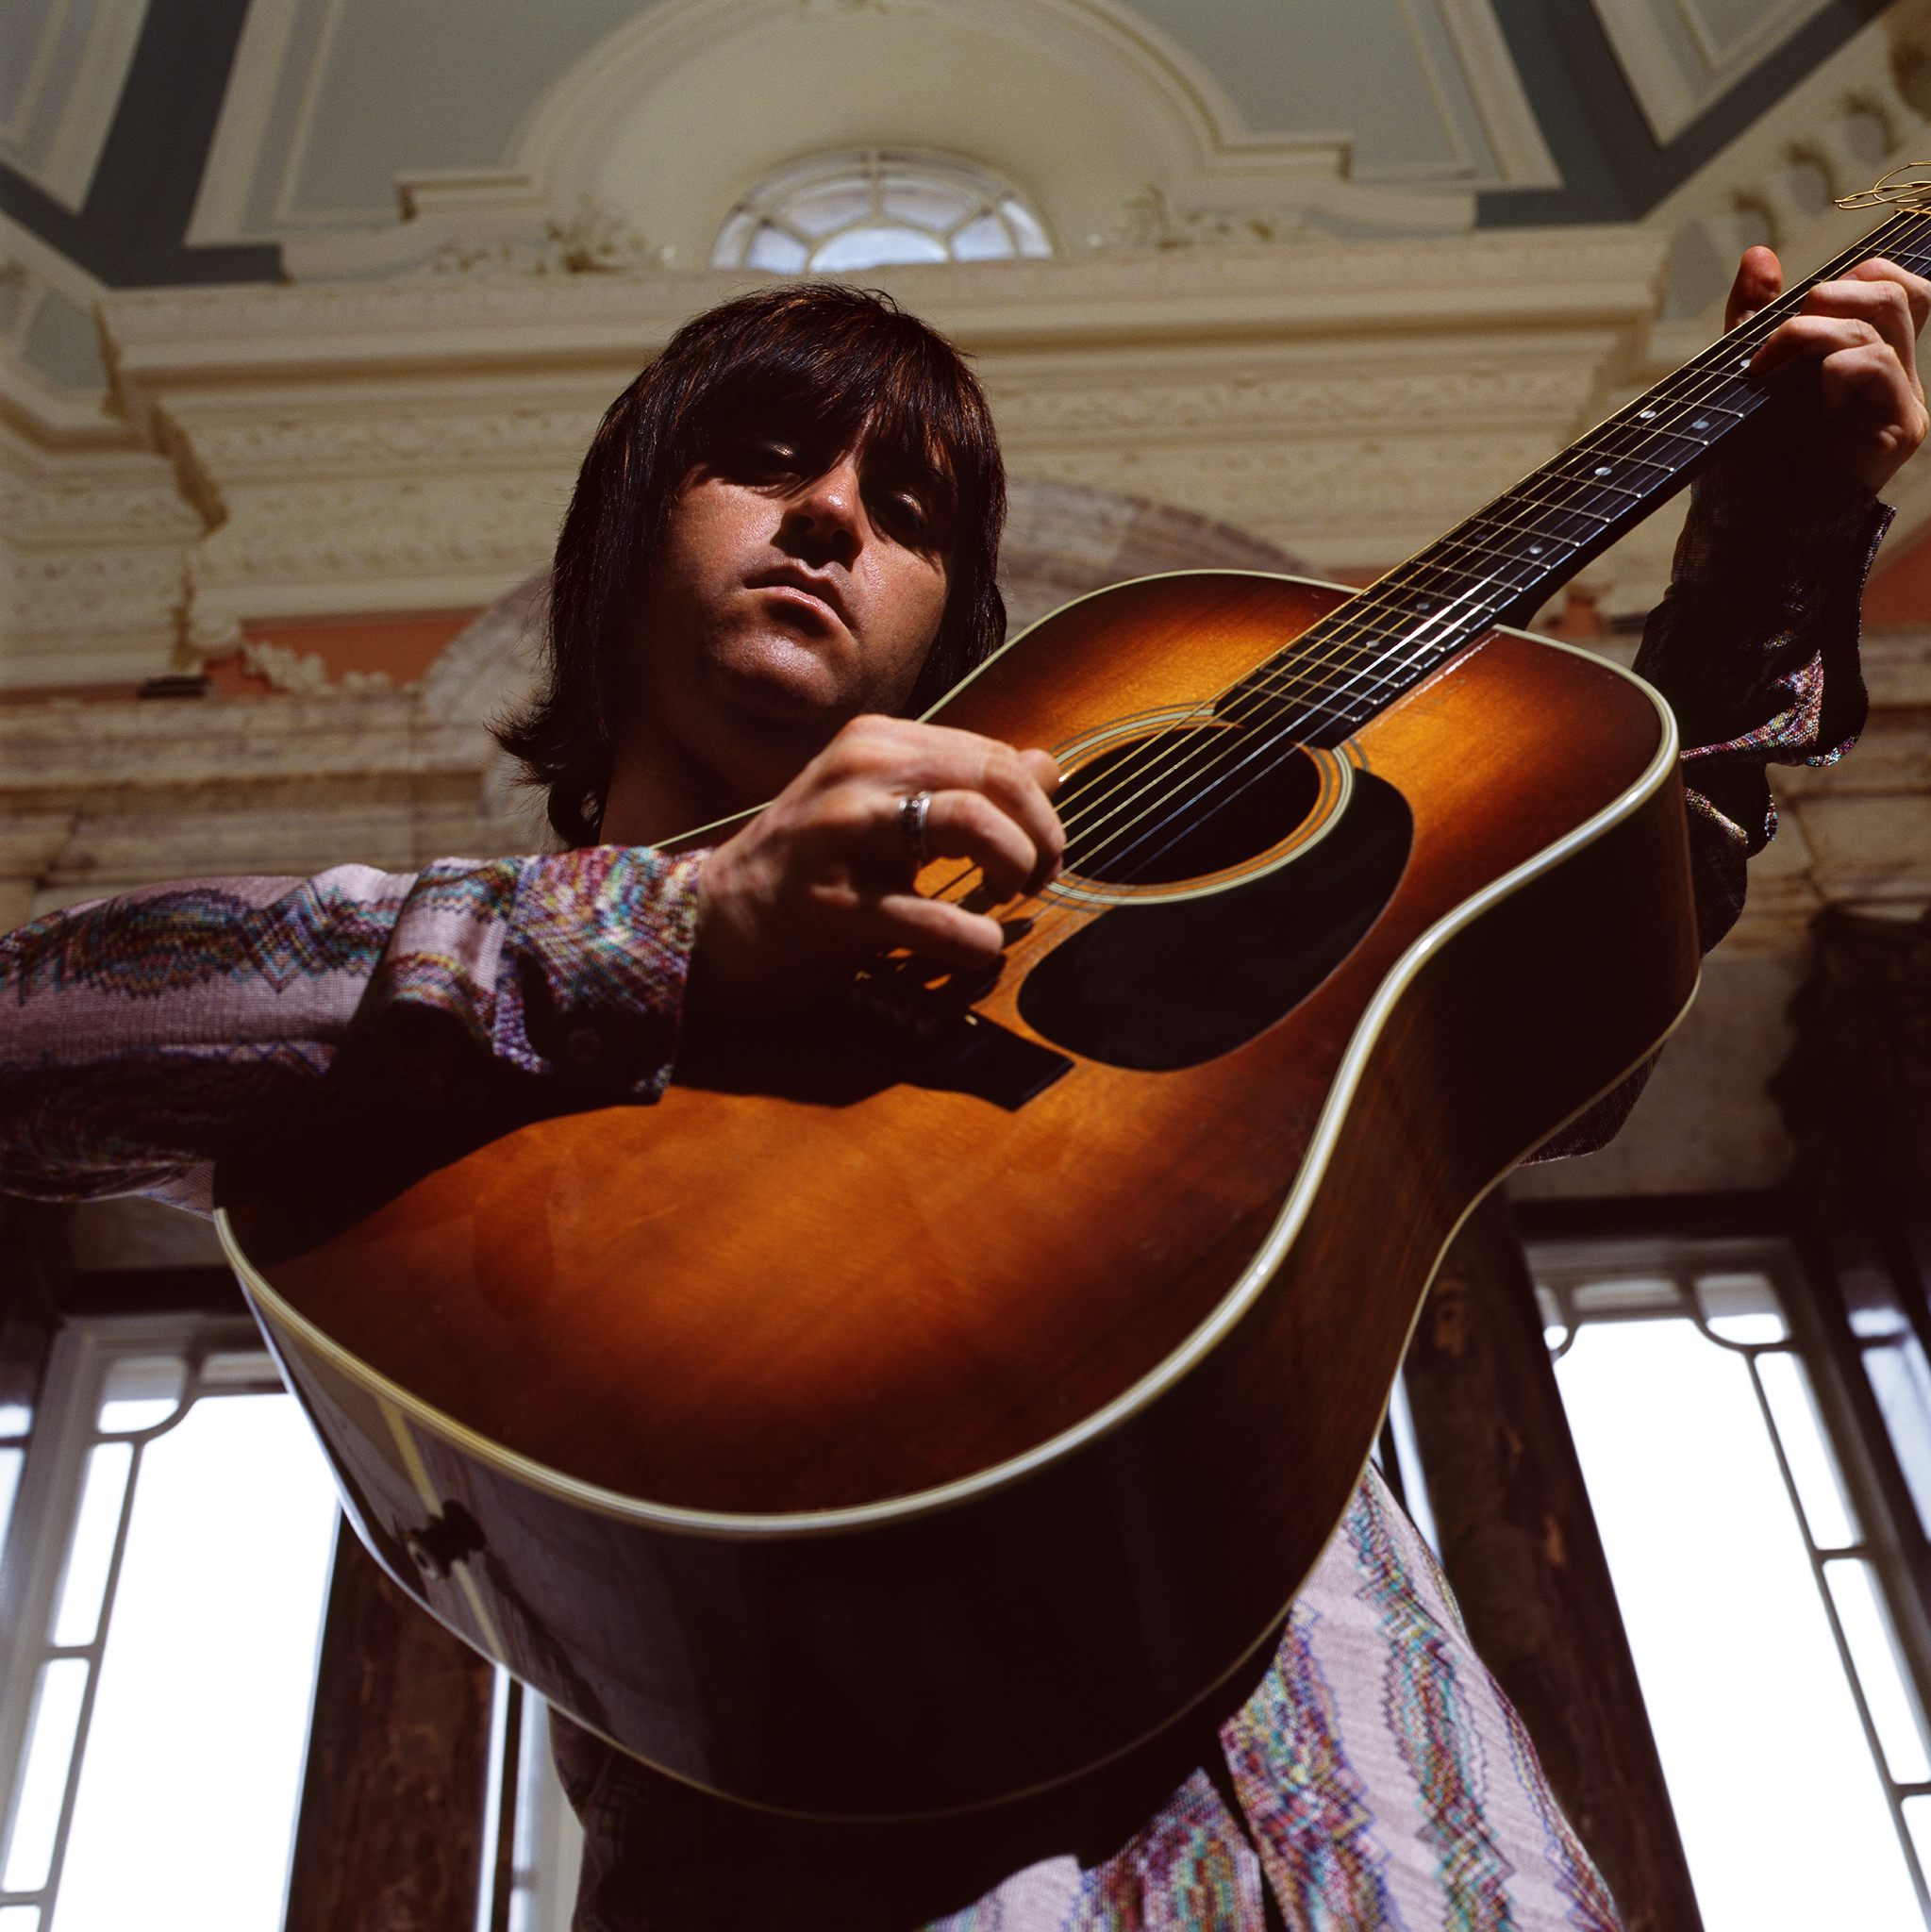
left=624, top=433, right=953, bottom=812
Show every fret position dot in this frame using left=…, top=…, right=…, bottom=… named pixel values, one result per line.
left=1593, top=465, right=1611, bottom=475
left=1638, top=408, right=1656, bottom=419
left=1691, top=419, right=1708, bottom=430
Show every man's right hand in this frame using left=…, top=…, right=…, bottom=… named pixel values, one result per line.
left=689, top=714, right=1063, bottom=1012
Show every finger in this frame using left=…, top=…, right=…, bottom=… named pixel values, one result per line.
left=960, top=741, right=1064, bottom=890
left=1727, top=245, right=1783, bottom=331
left=1751, top=311, right=1887, bottom=378
left=922, top=788, right=1047, bottom=898
left=1818, top=339, right=1923, bottom=449
left=858, top=892, right=1007, bottom=971
left=1794, top=273, right=1927, bottom=377
left=1840, top=256, right=1931, bottom=340
left=834, top=722, right=1065, bottom=892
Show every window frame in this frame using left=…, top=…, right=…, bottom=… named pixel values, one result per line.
left=1523, top=1213, right=1931, bottom=1910
left=0, top=1309, right=325, bottom=1929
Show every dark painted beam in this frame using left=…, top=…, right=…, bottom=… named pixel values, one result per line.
left=285, top=1527, right=493, bottom=1932
left=1403, top=1191, right=1702, bottom=1932
left=0, top=0, right=279, bottom=287
left=1480, top=0, right=1890, bottom=227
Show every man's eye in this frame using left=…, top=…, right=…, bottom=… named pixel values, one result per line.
left=731, top=441, right=806, bottom=482
left=869, top=490, right=931, bottom=541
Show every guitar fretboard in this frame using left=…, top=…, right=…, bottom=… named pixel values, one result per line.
left=1222, top=207, right=1931, bottom=744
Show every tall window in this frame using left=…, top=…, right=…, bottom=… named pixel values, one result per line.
left=710, top=150, right=1052, bottom=275
left=0, top=1313, right=338, bottom=1932
left=1525, top=1229, right=1931, bottom=1928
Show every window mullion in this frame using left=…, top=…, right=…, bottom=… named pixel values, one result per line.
left=1746, top=1347, right=1931, bottom=1915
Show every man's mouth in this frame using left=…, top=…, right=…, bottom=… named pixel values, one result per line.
left=749, top=567, right=851, bottom=631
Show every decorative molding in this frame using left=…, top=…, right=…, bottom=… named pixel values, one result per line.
left=414, top=204, right=668, bottom=279
left=92, top=228, right=1666, bottom=643
left=0, top=390, right=203, bottom=690
left=1108, top=184, right=1316, bottom=251
left=1643, top=3, right=1931, bottom=321
left=0, top=476, right=1298, bottom=908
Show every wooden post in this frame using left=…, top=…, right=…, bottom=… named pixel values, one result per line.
left=1402, top=1191, right=1702, bottom=1932
left=284, top=1528, right=495, bottom=1932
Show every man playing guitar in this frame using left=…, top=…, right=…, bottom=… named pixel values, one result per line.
left=2, top=242, right=1925, bottom=1928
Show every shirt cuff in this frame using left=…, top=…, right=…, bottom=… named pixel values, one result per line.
left=359, top=847, right=704, bottom=1101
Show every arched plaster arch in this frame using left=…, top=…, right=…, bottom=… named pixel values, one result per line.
left=292, top=0, right=1470, bottom=279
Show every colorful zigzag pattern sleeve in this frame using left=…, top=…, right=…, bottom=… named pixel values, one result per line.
left=353, top=846, right=704, bottom=1101
left=0, top=847, right=704, bottom=1210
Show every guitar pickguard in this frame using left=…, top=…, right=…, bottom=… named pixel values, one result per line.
left=1017, top=771, right=1412, bottom=1070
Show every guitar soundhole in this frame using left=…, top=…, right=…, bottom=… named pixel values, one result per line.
left=1060, top=729, right=1323, bottom=886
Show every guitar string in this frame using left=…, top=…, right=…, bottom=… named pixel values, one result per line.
left=1065, top=204, right=1928, bottom=850
left=994, top=208, right=1931, bottom=891
left=907, top=208, right=1930, bottom=918
left=1005, top=271, right=1885, bottom=885
left=907, top=209, right=1928, bottom=921
left=992, top=303, right=1853, bottom=883
left=1094, top=201, right=1931, bottom=802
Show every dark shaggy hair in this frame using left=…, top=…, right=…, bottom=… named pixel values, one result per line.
left=494, top=283, right=1007, bottom=847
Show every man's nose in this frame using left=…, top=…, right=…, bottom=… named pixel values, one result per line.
left=781, top=458, right=864, bottom=564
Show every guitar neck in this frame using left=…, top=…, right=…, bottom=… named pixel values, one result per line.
left=1228, top=207, right=1931, bottom=745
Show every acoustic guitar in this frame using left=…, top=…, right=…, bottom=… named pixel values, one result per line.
left=219, top=207, right=1928, bottom=1822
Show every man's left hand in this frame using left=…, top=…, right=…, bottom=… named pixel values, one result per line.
left=1738, top=246, right=1931, bottom=492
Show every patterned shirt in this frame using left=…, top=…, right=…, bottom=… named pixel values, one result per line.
left=0, top=455, right=1892, bottom=1931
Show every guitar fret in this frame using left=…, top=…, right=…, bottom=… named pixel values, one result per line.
left=1210, top=206, right=1931, bottom=748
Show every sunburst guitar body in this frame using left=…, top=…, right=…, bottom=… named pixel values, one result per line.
left=222, top=568, right=1697, bottom=1819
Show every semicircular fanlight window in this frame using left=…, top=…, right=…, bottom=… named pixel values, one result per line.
left=711, top=150, right=1052, bottom=275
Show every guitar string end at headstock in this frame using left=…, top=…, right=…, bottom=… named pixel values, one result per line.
left=1836, top=164, right=1931, bottom=215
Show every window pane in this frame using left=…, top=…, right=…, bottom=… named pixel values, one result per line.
left=0, top=1906, right=41, bottom=1930
left=1825, top=1558, right=1931, bottom=1783
left=811, top=225, right=948, bottom=272
left=96, top=1357, right=184, bottom=1435
left=52, top=1395, right=337, bottom=1932
left=879, top=175, right=974, bottom=229
left=1000, top=198, right=1051, bottom=257
left=51, top=1444, right=131, bottom=1648
left=951, top=213, right=1014, bottom=261
left=1556, top=1319, right=1921, bottom=1927
left=199, top=1352, right=276, bottom=1390
left=1695, top=1270, right=1788, bottom=1345
left=708, top=209, right=757, bottom=269
left=2, top=1658, right=89, bottom=1892
left=785, top=177, right=874, bottom=237
left=1756, top=1351, right=1857, bottom=1549
left=744, top=226, right=807, bottom=274
left=1571, top=1275, right=1675, bottom=1314
left=1906, top=1794, right=1931, bottom=1885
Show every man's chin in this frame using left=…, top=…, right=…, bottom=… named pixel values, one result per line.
left=710, top=641, right=854, bottom=732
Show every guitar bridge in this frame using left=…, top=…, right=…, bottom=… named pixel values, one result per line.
left=849, top=966, right=1074, bottom=1110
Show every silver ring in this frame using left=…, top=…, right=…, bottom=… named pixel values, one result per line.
left=898, top=790, right=933, bottom=870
